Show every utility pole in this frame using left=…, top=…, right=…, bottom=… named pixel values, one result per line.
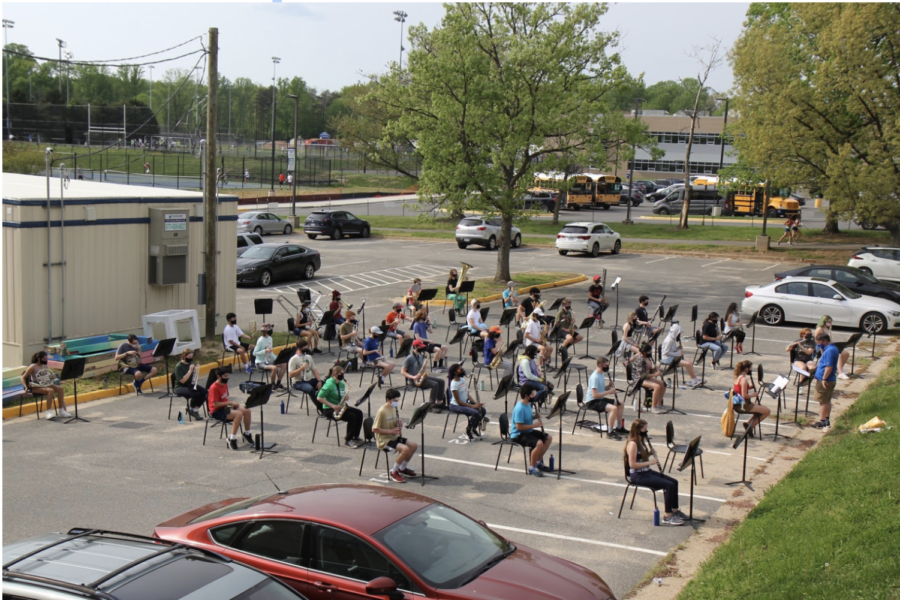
left=287, top=94, right=299, bottom=217
left=149, top=65, right=154, bottom=110
left=624, top=97, right=644, bottom=225
left=3, top=19, right=14, bottom=137
left=270, top=56, right=280, bottom=193
left=203, top=27, right=219, bottom=340
left=716, top=97, right=729, bottom=175
left=56, top=38, right=65, bottom=94
left=64, top=50, right=73, bottom=104
left=393, top=10, right=408, bottom=69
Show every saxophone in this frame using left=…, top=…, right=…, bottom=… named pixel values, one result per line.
left=415, top=354, right=431, bottom=387
left=334, top=383, right=351, bottom=419
left=489, top=343, right=507, bottom=369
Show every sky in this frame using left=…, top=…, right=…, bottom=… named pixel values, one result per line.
left=2, top=2, right=750, bottom=95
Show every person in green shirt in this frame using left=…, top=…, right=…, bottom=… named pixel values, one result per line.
left=173, top=348, right=204, bottom=420
left=554, top=298, right=583, bottom=363
left=317, top=364, right=364, bottom=448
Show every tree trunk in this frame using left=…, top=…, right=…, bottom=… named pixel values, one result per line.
left=495, top=212, right=513, bottom=283
left=887, top=222, right=900, bottom=246
left=552, top=192, right=561, bottom=225
left=823, top=211, right=841, bottom=235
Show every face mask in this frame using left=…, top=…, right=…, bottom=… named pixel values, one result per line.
left=640, top=430, right=648, bottom=438
left=221, top=377, right=230, bottom=384
left=602, top=365, right=609, bottom=372
left=336, top=373, right=344, bottom=381
left=186, top=356, right=193, bottom=363
left=458, top=370, right=466, bottom=378
left=395, top=308, right=401, bottom=313
left=805, top=335, right=813, bottom=341
left=391, top=401, right=399, bottom=408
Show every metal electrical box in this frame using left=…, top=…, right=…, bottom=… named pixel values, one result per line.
left=148, top=207, right=190, bottom=285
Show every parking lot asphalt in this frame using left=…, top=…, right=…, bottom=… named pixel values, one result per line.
left=4, top=237, right=883, bottom=600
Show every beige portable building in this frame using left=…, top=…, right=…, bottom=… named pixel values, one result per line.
left=2, top=173, right=237, bottom=368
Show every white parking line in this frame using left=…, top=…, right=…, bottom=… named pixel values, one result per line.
left=701, top=259, right=731, bottom=267
left=320, top=260, right=371, bottom=270
left=760, top=263, right=781, bottom=271
left=487, top=524, right=667, bottom=557
left=645, top=256, right=675, bottom=264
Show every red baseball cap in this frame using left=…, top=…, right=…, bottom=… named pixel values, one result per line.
left=412, top=340, right=427, bottom=348
left=593, top=275, right=602, bottom=282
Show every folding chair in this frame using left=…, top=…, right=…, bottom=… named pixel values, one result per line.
left=311, top=405, right=342, bottom=447
left=618, top=454, right=661, bottom=518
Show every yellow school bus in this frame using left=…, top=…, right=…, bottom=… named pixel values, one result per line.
left=563, top=174, right=622, bottom=210
left=723, top=185, right=801, bottom=218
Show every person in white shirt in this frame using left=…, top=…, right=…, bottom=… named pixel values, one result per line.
left=587, top=357, right=627, bottom=439
left=523, top=308, right=551, bottom=367
left=223, top=312, right=255, bottom=374
left=466, top=299, right=490, bottom=340
left=288, top=341, right=322, bottom=398
left=253, top=325, right=286, bottom=389
left=660, top=322, right=702, bottom=387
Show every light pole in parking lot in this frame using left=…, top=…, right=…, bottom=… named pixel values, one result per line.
left=393, top=10, right=408, bottom=69
left=287, top=94, right=299, bottom=219
left=624, top=97, right=644, bottom=225
left=270, top=56, right=281, bottom=193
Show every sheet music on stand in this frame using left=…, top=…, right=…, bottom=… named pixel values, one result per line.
left=791, top=364, right=810, bottom=378
left=765, top=375, right=789, bottom=399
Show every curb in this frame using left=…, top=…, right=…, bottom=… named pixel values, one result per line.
left=3, top=345, right=293, bottom=421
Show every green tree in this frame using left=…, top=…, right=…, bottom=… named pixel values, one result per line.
left=730, top=3, right=900, bottom=240
left=375, top=2, right=636, bottom=281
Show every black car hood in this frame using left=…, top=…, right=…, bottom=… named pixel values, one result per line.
left=236, top=257, right=269, bottom=268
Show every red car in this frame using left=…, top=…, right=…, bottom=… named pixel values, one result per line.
left=154, top=484, right=615, bottom=600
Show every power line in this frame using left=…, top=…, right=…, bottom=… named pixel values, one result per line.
left=2, top=47, right=205, bottom=68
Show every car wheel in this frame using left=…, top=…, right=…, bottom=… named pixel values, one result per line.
left=761, top=304, right=784, bottom=326
left=457, top=241, right=468, bottom=249
left=612, top=240, right=621, bottom=254
left=283, top=223, right=293, bottom=235
left=861, top=312, right=886, bottom=334
left=766, top=208, right=777, bottom=218
left=487, top=236, right=497, bottom=250
left=859, top=267, right=873, bottom=275
left=260, top=269, right=272, bottom=287
left=658, top=208, right=669, bottom=215
left=603, top=204, right=611, bottom=210
left=361, top=226, right=370, bottom=238
left=573, top=204, right=581, bottom=211
left=512, top=234, right=522, bottom=248
left=254, top=226, right=264, bottom=236
left=590, top=243, right=600, bottom=257
left=858, top=219, right=876, bottom=230
left=307, top=234, right=317, bottom=240
left=331, top=227, right=342, bottom=240
left=558, top=250, right=568, bottom=256
left=303, top=262, right=316, bottom=280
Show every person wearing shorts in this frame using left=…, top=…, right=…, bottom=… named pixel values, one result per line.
left=115, top=334, right=158, bottom=395
left=587, top=357, right=627, bottom=439
left=812, top=332, right=838, bottom=429
left=372, top=388, right=419, bottom=483
left=511, top=383, right=553, bottom=477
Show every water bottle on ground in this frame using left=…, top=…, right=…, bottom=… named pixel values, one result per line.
left=280, top=400, right=285, bottom=414
left=653, top=509, right=660, bottom=526
left=549, top=454, right=555, bottom=472
left=177, top=411, right=183, bottom=425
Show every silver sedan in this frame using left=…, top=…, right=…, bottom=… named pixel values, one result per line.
left=237, top=211, right=293, bottom=236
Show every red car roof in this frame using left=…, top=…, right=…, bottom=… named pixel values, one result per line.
left=233, top=484, right=435, bottom=536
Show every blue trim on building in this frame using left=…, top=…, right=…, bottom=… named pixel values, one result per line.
left=2, top=215, right=238, bottom=228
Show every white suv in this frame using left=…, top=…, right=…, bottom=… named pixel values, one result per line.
left=456, top=216, right=522, bottom=250
left=848, top=247, right=900, bottom=282
left=556, top=221, right=622, bottom=257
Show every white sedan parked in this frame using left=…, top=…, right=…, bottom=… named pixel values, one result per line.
left=556, top=222, right=622, bottom=257
left=742, top=276, right=900, bottom=333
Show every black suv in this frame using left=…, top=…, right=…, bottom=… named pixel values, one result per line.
left=304, top=210, right=370, bottom=240
left=2, top=528, right=308, bottom=600
left=236, top=242, right=321, bottom=286
left=522, top=191, right=556, bottom=212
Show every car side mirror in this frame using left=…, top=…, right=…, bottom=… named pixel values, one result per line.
left=366, top=577, right=403, bottom=600
left=833, top=295, right=844, bottom=301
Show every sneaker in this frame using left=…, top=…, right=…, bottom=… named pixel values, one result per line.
left=242, top=431, right=255, bottom=446
left=389, top=470, right=406, bottom=483
left=777, top=240, right=782, bottom=246
left=58, top=409, right=72, bottom=418
left=810, top=420, right=831, bottom=429
left=674, top=510, right=690, bottom=520
left=134, top=387, right=144, bottom=396
left=347, top=439, right=361, bottom=449
left=606, top=431, right=622, bottom=440
left=614, top=427, right=630, bottom=435
left=737, top=344, right=743, bottom=354
left=837, top=372, right=849, bottom=380
left=189, top=409, right=202, bottom=421
left=400, top=468, right=418, bottom=478
left=378, top=376, right=385, bottom=388
left=651, top=406, right=666, bottom=414
left=45, top=410, right=56, bottom=420
left=528, top=466, right=544, bottom=477
left=632, top=399, right=640, bottom=412
left=229, top=438, right=239, bottom=450
left=245, top=363, right=252, bottom=374
left=312, top=348, right=323, bottom=354
left=663, top=515, right=685, bottom=526
left=465, top=428, right=475, bottom=441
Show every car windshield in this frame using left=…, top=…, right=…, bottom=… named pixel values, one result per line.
left=459, top=218, right=482, bottom=227
left=187, top=494, right=272, bottom=524
left=833, top=282, right=862, bottom=299
left=240, top=247, right=275, bottom=260
left=231, top=579, right=304, bottom=600
left=374, top=503, right=513, bottom=589
left=561, top=226, right=588, bottom=234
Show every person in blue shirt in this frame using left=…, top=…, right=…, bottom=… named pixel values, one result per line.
left=587, top=357, right=627, bottom=439
left=483, top=327, right=513, bottom=381
left=812, top=332, right=838, bottom=429
left=362, top=326, right=395, bottom=387
left=511, top=383, right=553, bottom=477
left=502, top=281, right=519, bottom=316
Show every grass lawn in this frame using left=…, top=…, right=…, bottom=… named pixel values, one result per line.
left=678, top=356, right=900, bottom=600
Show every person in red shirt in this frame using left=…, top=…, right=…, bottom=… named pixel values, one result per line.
left=278, top=173, right=286, bottom=189
left=384, top=302, right=408, bottom=343
left=208, top=367, right=254, bottom=450
left=329, top=290, right=346, bottom=325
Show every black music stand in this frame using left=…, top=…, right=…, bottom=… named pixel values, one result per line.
left=407, top=401, right=439, bottom=486
left=652, top=295, right=667, bottom=327
left=693, top=346, right=713, bottom=391
left=868, top=331, right=878, bottom=360
left=836, top=333, right=863, bottom=375
left=626, top=376, right=646, bottom=418
left=578, top=317, right=596, bottom=360
left=153, top=338, right=178, bottom=405
left=677, top=436, right=706, bottom=522
left=554, top=356, right=572, bottom=393
left=548, top=297, right=564, bottom=312
left=245, top=383, right=277, bottom=459
left=448, top=327, right=467, bottom=361
left=762, top=373, right=790, bottom=440
left=417, top=288, right=438, bottom=311
left=690, top=305, right=699, bottom=336
left=479, top=306, right=490, bottom=323
left=355, top=382, right=378, bottom=419
left=610, top=277, right=621, bottom=329
left=494, top=373, right=514, bottom=414
left=358, top=299, right=367, bottom=335
left=726, top=425, right=753, bottom=490
left=547, top=392, right=575, bottom=479
left=254, top=298, right=274, bottom=329
left=272, top=346, right=295, bottom=397
left=319, top=310, right=336, bottom=355
left=61, top=357, right=87, bottom=424
left=744, top=312, right=762, bottom=356
left=661, top=305, right=678, bottom=326
left=606, top=340, right=622, bottom=385
left=459, top=280, right=475, bottom=308
left=395, top=337, right=413, bottom=360
left=790, top=364, right=813, bottom=423
left=499, top=308, right=517, bottom=346
left=297, top=288, right=312, bottom=304
left=661, top=357, right=686, bottom=415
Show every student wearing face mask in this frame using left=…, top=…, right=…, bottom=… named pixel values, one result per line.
left=173, top=348, right=205, bottom=420
left=625, top=419, right=685, bottom=526
left=786, top=327, right=817, bottom=383
left=385, top=302, right=409, bottom=342
left=208, top=366, right=254, bottom=450
left=317, top=364, right=364, bottom=448
left=223, top=312, right=256, bottom=374
left=660, top=323, right=702, bottom=388
left=448, top=363, right=487, bottom=441
left=372, top=388, right=419, bottom=483
left=813, top=315, right=850, bottom=379
left=587, top=357, right=627, bottom=439
left=22, top=351, right=71, bottom=420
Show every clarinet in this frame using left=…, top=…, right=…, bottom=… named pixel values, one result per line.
left=645, top=437, right=664, bottom=472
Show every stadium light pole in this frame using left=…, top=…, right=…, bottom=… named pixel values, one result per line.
left=624, top=97, right=644, bottom=225
left=64, top=50, right=73, bottom=104
left=715, top=97, right=729, bottom=176
left=3, top=19, right=14, bottom=136
left=393, top=10, right=408, bottom=69
left=270, top=56, right=280, bottom=192
left=56, top=38, right=65, bottom=94
left=287, top=94, right=299, bottom=217
left=148, top=65, right=154, bottom=111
